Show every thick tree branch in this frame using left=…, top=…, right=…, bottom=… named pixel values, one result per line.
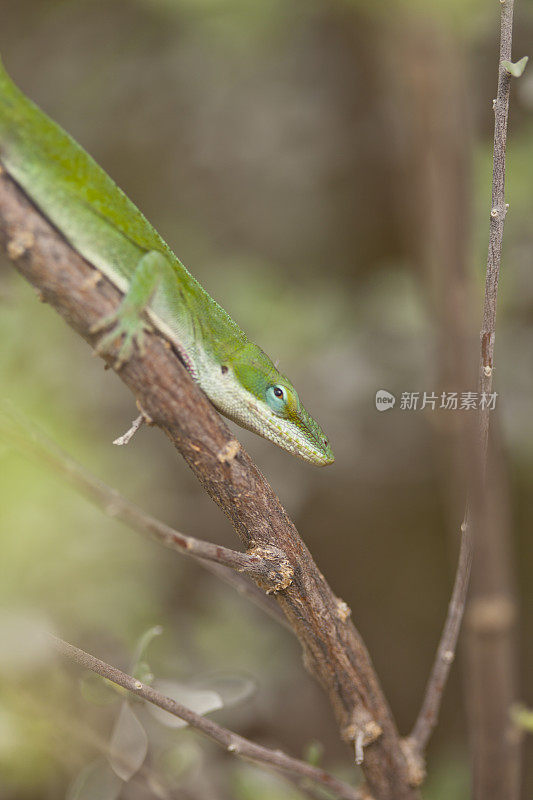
left=52, top=636, right=362, bottom=800
left=0, top=167, right=419, bottom=798
left=409, top=0, right=518, bottom=770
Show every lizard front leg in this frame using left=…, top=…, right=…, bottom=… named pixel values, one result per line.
left=91, top=249, right=169, bottom=368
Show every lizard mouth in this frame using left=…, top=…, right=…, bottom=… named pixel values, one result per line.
left=230, top=397, right=334, bottom=466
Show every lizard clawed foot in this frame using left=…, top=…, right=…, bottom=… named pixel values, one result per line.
left=91, top=308, right=153, bottom=369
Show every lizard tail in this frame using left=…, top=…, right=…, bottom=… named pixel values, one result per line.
left=0, top=55, right=18, bottom=106
left=0, top=56, right=28, bottom=147
left=0, top=54, right=13, bottom=88
left=0, top=55, right=13, bottom=143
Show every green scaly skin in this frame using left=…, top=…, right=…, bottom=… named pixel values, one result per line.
left=0, top=59, right=333, bottom=465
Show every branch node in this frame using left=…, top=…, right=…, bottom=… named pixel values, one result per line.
left=363, top=720, right=383, bottom=745
left=81, top=269, right=104, bottom=291
left=342, top=712, right=382, bottom=750
left=217, top=439, right=241, bottom=464
left=335, top=597, right=352, bottom=622
left=136, top=402, right=153, bottom=425
left=490, top=203, right=508, bottom=222
left=245, top=544, right=294, bottom=593
left=442, top=649, right=455, bottom=665
left=400, top=738, right=426, bottom=787
left=7, top=229, right=35, bottom=260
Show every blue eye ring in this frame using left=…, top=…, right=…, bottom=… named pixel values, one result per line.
left=266, top=384, right=287, bottom=413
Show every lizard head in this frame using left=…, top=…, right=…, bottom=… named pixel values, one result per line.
left=218, top=343, right=334, bottom=466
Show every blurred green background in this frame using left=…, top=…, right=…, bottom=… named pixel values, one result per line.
left=1, top=0, right=532, bottom=798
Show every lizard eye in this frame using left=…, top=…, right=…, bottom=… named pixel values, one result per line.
left=266, top=384, right=287, bottom=413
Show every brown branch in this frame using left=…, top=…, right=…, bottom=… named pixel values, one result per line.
left=409, top=0, right=518, bottom=766
left=463, top=1, right=522, bottom=789
left=0, top=167, right=419, bottom=798
left=0, top=404, right=292, bottom=617
left=52, top=636, right=362, bottom=800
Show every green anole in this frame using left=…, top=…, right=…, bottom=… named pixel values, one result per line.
left=0, top=58, right=333, bottom=465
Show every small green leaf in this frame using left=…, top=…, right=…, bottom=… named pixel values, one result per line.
left=193, top=672, right=256, bottom=707
left=108, top=702, right=148, bottom=781
left=129, top=625, right=163, bottom=688
left=132, top=625, right=163, bottom=665
left=501, top=56, right=528, bottom=78
left=66, top=760, right=122, bottom=800
left=132, top=660, right=154, bottom=686
left=511, top=703, right=533, bottom=733
left=148, top=680, right=223, bottom=728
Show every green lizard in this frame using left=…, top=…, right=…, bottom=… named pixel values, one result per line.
left=0, top=58, right=333, bottom=465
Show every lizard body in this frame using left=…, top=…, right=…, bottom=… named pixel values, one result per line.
left=0, top=59, right=333, bottom=465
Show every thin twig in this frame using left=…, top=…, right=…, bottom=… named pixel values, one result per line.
left=0, top=403, right=294, bottom=602
left=409, top=0, right=516, bottom=757
left=113, top=412, right=145, bottom=445
left=408, top=517, right=473, bottom=754
left=479, top=0, right=516, bottom=453
left=52, top=636, right=362, bottom=800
